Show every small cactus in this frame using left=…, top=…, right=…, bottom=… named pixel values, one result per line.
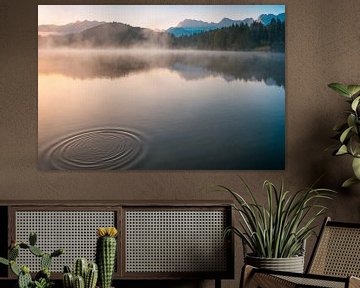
left=64, top=265, right=72, bottom=273
left=29, top=245, right=44, bottom=257
left=18, top=269, right=32, bottom=288
left=74, top=275, right=85, bottom=288
left=10, top=260, right=20, bottom=276
left=63, top=260, right=98, bottom=288
left=41, top=253, right=52, bottom=270
left=9, top=247, right=19, bottom=260
left=74, top=258, right=88, bottom=279
left=51, top=248, right=64, bottom=258
left=85, top=263, right=98, bottom=288
left=0, top=232, right=63, bottom=288
left=63, top=272, right=74, bottom=288
left=96, top=227, right=118, bottom=288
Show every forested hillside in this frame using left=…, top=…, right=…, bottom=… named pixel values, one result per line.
left=171, top=19, right=285, bottom=52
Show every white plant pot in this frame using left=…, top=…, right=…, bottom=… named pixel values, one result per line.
left=245, top=254, right=305, bottom=273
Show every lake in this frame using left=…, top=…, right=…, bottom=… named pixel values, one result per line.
left=38, top=49, right=285, bottom=170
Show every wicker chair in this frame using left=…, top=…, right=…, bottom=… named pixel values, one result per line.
left=241, top=217, right=360, bottom=288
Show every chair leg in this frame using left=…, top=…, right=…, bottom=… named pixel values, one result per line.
left=240, top=265, right=255, bottom=288
left=215, top=278, right=221, bottom=288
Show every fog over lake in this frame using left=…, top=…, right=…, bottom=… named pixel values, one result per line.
left=38, top=49, right=285, bottom=170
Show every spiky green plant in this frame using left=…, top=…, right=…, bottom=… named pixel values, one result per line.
left=220, top=179, right=335, bottom=258
left=96, top=227, right=118, bottom=288
left=328, top=83, right=360, bottom=187
left=0, top=232, right=63, bottom=288
left=63, top=260, right=98, bottom=288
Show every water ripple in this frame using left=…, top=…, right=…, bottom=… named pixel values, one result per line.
left=41, top=128, right=145, bottom=170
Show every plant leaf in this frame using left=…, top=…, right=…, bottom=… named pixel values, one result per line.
left=328, top=83, right=350, bottom=97
left=352, top=157, right=360, bottom=179
left=351, top=96, right=360, bottom=111
left=347, top=114, right=356, bottom=129
left=342, top=177, right=360, bottom=188
left=347, top=85, right=360, bottom=97
left=340, top=126, right=353, bottom=143
left=0, top=257, right=9, bottom=266
left=336, top=145, right=348, bottom=155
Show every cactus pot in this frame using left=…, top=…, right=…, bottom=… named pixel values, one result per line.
left=245, top=254, right=304, bottom=273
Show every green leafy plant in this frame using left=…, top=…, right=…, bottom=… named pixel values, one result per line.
left=220, top=179, right=334, bottom=258
left=0, top=232, right=63, bottom=288
left=32, top=278, right=54, bottom=288
left=328, top=83, right=360, bottom=187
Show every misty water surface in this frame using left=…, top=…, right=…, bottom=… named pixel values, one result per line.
left=38, top=49, right=285, bottom=170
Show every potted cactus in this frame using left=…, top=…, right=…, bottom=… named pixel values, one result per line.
left=62, top=258, right=98, bottom=288
left=0, top=232, right=63, bottom=288
left=96, top=227, right=118, bottom=288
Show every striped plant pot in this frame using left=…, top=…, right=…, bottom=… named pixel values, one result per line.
left=245, top=254, right=305, bottom=273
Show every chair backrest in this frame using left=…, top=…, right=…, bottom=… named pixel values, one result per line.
left=307, top=217, right=360, bottom=277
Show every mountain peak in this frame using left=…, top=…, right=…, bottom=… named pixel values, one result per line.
left=257, top=13, right=285, bottom=25
left=38, top=20, right=106, bottom=34
left=177, top=19, right=211, bottom=28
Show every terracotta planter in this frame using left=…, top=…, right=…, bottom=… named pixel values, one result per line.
left=245, top=254, right=305, bottom=273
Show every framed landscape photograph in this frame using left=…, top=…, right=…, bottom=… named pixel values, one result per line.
left=38, top=5, right=285, bottom=170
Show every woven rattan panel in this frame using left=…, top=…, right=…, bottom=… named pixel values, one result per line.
left=310, top=226, right=360, bottom=277
left=277, top=275, right=345, bottom=288
left=15, top=211, right=115, bottom=272
left=125, top=210, right=227, bottom=273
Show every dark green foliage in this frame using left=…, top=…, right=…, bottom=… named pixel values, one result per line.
left=35, top=268, right=51, bottom=281
left=328, top=83, right=360, bottom=187
left=171, top=20, right=285, bottom=52
left=19, top=243, right=30, bottom=249
left=96, top=236, right=116, bottom=288
left=32, top=278, right=55, bottom=288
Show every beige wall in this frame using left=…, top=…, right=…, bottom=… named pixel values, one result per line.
left=1, top=0, right=360, bottom=287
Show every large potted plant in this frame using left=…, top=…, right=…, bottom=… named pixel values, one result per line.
left=328, top=83, right=360, bottom=187
left=220, top=179, right=334, bottom=273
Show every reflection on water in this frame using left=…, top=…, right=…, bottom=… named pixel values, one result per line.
left=38, top=49, right=285, bottom=170
left=39, top=49, right=285, bottom=86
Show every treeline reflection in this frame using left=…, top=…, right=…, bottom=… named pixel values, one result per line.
left=39, top=50, right=285, bottom=87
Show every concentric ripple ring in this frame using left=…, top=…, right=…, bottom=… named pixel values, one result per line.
left=42, top=128, right=145, bottom=170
